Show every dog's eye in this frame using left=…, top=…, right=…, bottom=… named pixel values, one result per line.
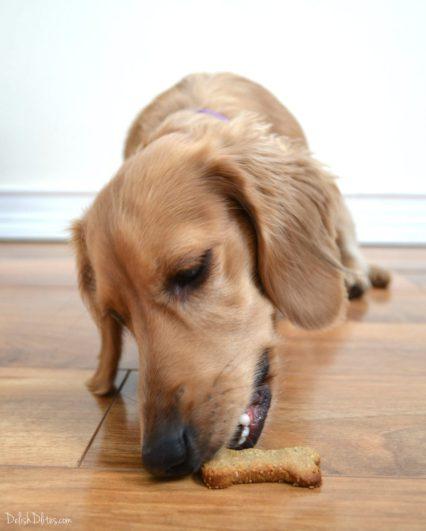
left=169, top=249, right=212, bottom=293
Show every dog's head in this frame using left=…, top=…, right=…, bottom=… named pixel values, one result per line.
left=72, top=115, right=346, bottom=478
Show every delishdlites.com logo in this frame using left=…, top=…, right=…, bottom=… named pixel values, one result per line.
left=4, top=512, right=72, bottom=526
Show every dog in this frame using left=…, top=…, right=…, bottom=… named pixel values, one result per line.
left=71, top=73, right=390, bottom=478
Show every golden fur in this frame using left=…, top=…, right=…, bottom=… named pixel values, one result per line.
left=71, top=73, right=390, bottom=467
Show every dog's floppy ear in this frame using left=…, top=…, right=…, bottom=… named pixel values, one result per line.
left=205, top=123, right=346, bottom=329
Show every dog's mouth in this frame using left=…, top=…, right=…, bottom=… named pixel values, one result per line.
left=227, top=350, right=272, bottom=450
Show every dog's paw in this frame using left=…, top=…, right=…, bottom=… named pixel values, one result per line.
left=344, top=270, right=371, bottom=300
left=86, top=374, right=116, bottom=396
left=368, top=264, right=391, bottom=289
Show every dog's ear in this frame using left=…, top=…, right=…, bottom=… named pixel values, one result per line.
left=205, top=125, right=346, bottom=329
left=70, top=218, right=97, bottom=311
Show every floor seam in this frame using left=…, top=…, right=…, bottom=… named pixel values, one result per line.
left=76, top=369, right=132, bottom=468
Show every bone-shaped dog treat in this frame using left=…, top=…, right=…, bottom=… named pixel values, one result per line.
left=201, top=447, right=321, bottom=489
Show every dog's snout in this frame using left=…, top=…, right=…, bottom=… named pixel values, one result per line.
left=142, top=424, right=198, bottom=478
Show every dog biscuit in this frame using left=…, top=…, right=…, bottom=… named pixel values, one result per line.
left=201, top=447, right=321, bottom=489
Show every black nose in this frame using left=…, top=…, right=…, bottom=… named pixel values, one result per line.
left=142, top=424, right=199, bottom=478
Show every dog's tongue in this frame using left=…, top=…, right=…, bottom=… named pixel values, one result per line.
left=228, top=383, right=272, bottom=450
left=247, top=402, right=264, bottom=434
left=245, top=384, right=272, bottom=445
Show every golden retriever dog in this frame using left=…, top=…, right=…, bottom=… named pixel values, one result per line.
left=71, top=73, right=390, bottom=478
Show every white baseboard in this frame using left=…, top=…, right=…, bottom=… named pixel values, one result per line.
left=0, top=191, right=425, bottom=244
left=345, top=194, right=426, bottom=245
left=0, top=191, right=94, bottom=241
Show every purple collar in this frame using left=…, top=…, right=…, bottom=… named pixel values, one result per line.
left=197, top=108, right=229, bottom=122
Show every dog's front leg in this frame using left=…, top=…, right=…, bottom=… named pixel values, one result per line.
left=86, top=314, right=122, bottom=396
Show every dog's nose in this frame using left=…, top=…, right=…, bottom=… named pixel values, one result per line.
left=142, top=424, right=198, bottom=478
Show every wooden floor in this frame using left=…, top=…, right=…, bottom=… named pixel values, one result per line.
left=0, top=244, right=425, bottom=530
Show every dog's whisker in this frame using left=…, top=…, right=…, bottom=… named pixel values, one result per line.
left=212, top=347, right=257, bottom=388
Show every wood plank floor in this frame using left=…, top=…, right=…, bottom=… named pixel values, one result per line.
left=0, top=243, right=425, bottom=530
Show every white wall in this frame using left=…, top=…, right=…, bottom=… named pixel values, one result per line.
left=0, top=0, right=425, bottom=241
